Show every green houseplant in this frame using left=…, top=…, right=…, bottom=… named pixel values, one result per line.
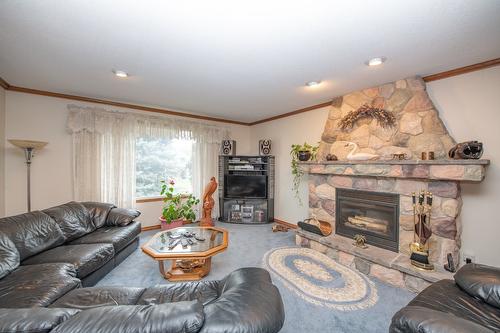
left=290, top=142, right=319, bottom=204
left=159, top=179, right=200, bottom=230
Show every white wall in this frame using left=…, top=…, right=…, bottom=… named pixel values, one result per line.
left=250, top=107, right=329, bottom=223
left=426, top=66, right=500, bottom=267
left=3, top=92, right=251, bottom=227
left=0, top=86, right=5, bottom=216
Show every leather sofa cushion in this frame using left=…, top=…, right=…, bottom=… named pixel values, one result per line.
left=408, top=279, right=500, bottom=331
left=454, top=263, right=500, bottom=308
left=43, top=202, right=95, bottom=241
left=390, top=306, right=493, bottom=333
left=0, top=308, right=80, bottom=333
left=50, top=301, right=205, bottom=333
left=23, top=244, right=114, bottom=278
left=69, top=222, right=141, bottom=252
left=82, top=202, right=116, bottom=229
left=138, top=280, right=220, bottom=306
left=106, top=207, right=141, bottom=226
left=0, top=231, right=20, bottom=279
left=200, top=267, right=285, bottom=333
left=0, top=211, right=65, bottom=260
left=51, top=287, right=146, bottom=309
left=0, top=263, right=80, bottom=308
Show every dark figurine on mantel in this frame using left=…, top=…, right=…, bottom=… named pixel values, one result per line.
left=449, top=141, right=483, bottom=159
left=325, top=153, right=338, bottom=161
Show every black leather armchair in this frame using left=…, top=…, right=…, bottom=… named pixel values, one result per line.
left=390, top=263, right=500, bottom=333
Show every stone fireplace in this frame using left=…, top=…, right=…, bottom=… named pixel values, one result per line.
left=336, top=189, right=399, bottom=252
left=295, top=76, right=489, bottom=292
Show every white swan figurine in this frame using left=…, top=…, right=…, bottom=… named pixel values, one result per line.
left=345, top=142, right=379, bottom=161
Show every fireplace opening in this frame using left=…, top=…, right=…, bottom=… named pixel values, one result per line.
left=336, top=189, right=399, bottom=252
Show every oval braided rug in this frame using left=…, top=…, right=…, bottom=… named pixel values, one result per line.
left=263, top=247, right=378, bottom=311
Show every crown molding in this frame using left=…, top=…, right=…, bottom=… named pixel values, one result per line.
left=248, top=101, right=333, bottom=125
left=422, top=58, right=500, bottom=82
left=5, top=85, right=248, bottom=126
left=1, top=57, right=499, bottom=126
left=0, top=76, right=10, bottom=89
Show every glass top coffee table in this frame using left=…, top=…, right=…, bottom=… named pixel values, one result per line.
left=141, top=226, right=228, bottom=281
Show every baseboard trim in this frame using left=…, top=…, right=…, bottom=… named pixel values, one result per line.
left=274, top=218, right=298, bottom=229
left=141, top=224, right=161, bottom=231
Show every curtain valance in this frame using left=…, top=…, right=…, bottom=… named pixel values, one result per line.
left=67, top=104, right=229, bottom=144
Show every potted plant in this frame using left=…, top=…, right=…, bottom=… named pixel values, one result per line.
left=159, top=179, right=200, bottom=230
left=290, top=142, right=319, bottom=204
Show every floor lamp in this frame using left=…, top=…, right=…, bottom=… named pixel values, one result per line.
left=8, top=139, right=48, bottom=212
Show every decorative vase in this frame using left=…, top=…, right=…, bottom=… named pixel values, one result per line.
left=159, top=217, right=184, bottom=230
left=298, top=151, right=311, bottom=161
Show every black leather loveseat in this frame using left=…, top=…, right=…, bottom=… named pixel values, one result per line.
left=0, top=201, right=141, bottom=307
left=390, top=263, right=500, bottom=332
left=0, top=267, right=285, bottom=333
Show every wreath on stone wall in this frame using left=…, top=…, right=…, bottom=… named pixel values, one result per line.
left=339, top=104, right=396, bottom=131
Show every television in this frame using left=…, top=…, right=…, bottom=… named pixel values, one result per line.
left=225, top=175, right=267, bottom=198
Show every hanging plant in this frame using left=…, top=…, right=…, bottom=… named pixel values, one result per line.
left=339, top=104, right=396, bottom=131
left=290, top=142, right=319, bottom=205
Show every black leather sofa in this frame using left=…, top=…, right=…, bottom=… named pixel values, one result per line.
left=0, top=201, right=141, bottom=307
left=0, top=267, right=285, bottom=333
left=390, top=263, right=500, bottom=333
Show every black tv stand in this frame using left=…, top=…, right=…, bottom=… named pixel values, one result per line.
left=218, top=155, right=274, bottom=224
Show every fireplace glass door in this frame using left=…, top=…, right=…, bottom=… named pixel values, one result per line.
left=336, top=189, right=399, bottom=252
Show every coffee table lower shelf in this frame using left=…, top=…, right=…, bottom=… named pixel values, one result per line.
left=158, top=258, right=212, bottom=282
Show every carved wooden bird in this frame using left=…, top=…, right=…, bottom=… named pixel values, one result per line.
left=200, top=177, right=217, bottom=226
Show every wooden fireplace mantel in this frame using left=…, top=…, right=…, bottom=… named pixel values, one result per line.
left=298, top=159, right=490, bottom=182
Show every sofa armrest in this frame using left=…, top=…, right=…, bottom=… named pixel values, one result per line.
left=390, top=306, right=493, bottom=333
left=0, top=308, right=80, bottom=333
left=200, top=267, right=284, bottom=333
left=454, top=263, right=500, bottom=308
left=50, top=301, right=204, bottom=333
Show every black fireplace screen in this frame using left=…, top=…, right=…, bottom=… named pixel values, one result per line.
left=336, top=189, right=399, bottom=252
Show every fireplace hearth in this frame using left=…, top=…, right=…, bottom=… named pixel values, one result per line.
left=336, top=189, right=399, bottom=252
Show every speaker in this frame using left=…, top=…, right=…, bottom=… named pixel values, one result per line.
left=259, top=139, right=272, bottom=156
left=221, top=140, right=236, bottom=155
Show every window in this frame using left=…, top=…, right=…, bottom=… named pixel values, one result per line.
left=136, top=137, right=194, bottom=197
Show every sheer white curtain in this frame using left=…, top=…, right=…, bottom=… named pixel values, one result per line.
left=67, top=104, right=229, bottom=210
left=192, top=141, right=221, bottom=219
left=67, top=105, right=137, bottom=208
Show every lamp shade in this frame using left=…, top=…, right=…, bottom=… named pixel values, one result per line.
left=8, top=139, right=48, bottom=150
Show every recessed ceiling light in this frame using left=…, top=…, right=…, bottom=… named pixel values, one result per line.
left=305, top=81, right=321, bottom=87
left=366, top=57, right=387, bottom=66
left=112, top=70, right=129, bottom=78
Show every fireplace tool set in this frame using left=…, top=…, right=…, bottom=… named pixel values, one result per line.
left=410, top=190, right=434, bottom=270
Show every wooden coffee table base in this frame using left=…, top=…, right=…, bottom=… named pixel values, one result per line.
left=159, top=258, right=212, bottom=282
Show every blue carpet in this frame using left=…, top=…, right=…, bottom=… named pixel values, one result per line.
left=97, top=223, right=415, bottom=332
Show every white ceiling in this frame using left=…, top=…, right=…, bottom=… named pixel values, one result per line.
left=1, top=0, right=499, bottom=123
